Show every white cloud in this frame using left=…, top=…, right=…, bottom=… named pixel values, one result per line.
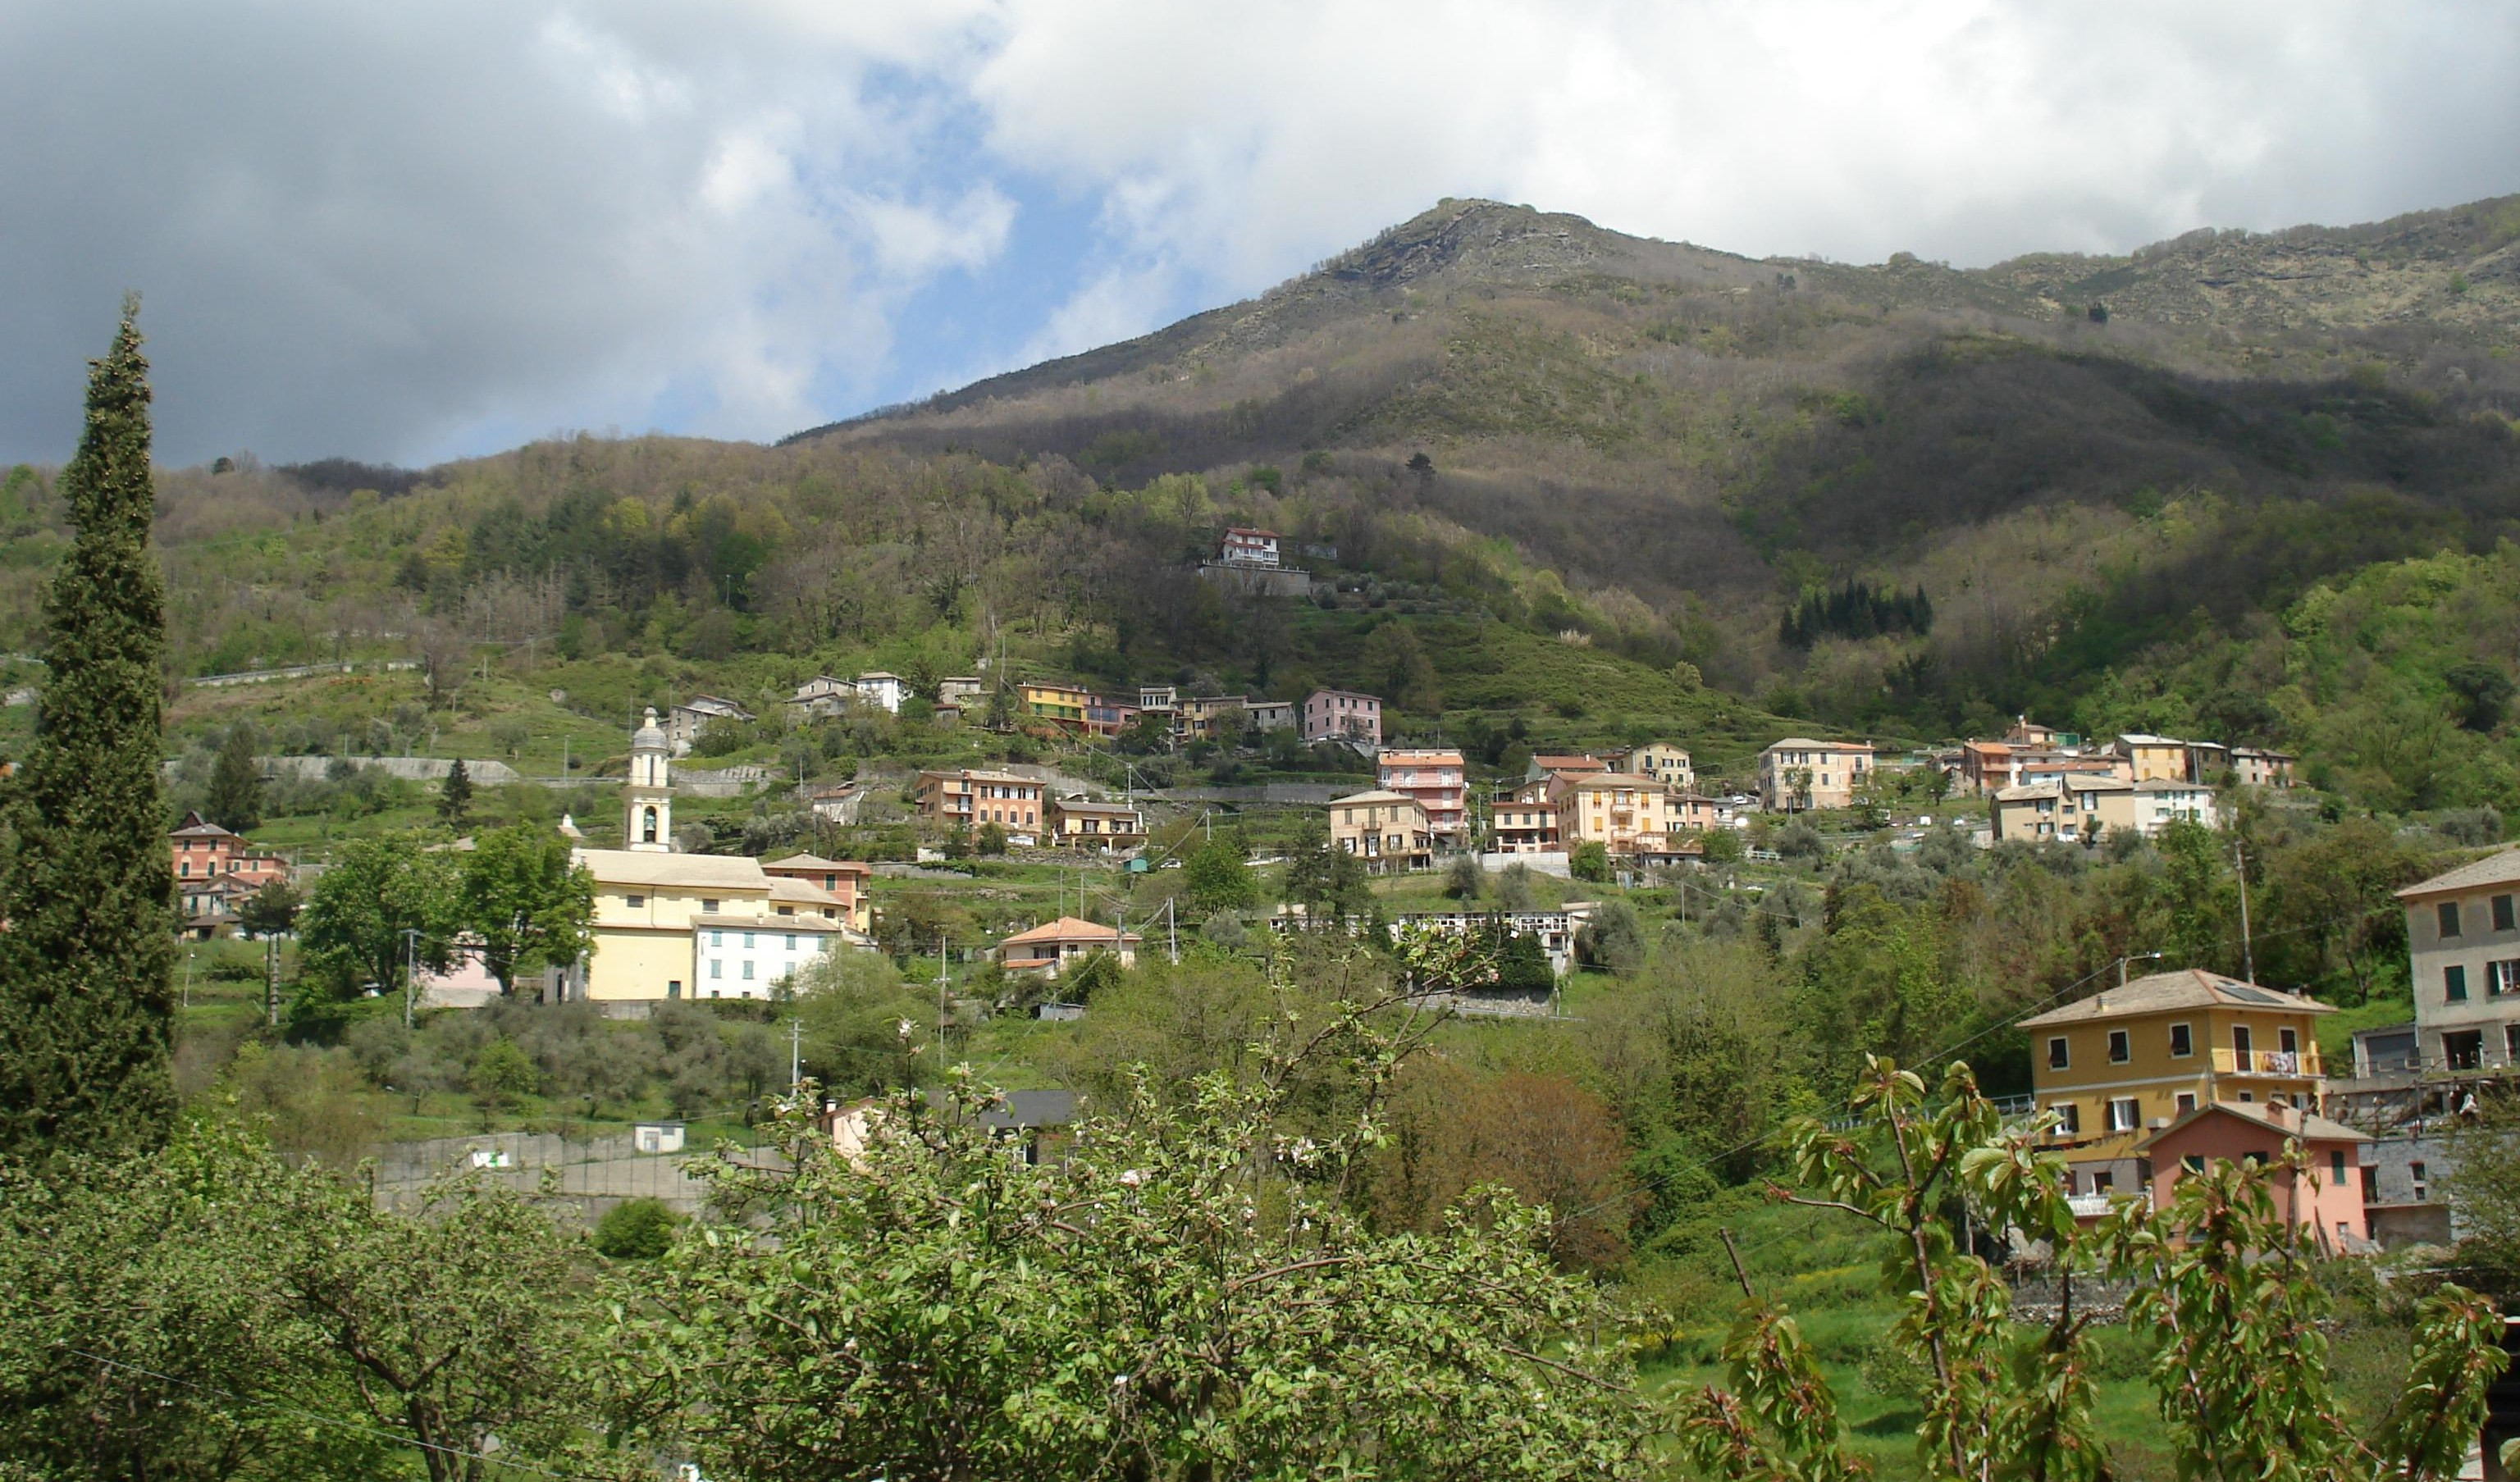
left=0, top=0, right=2508, bottom=465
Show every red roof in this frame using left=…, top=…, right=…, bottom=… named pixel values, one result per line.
left=1002, top=916, right=1143, bottom=947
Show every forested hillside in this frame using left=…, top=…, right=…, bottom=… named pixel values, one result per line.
left=2, top=193, right=2516, bottom=799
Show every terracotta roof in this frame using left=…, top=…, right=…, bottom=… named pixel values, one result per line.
left=2018, top=968, right=2334, bottom=1028
left=1327, top=789, right=1419, bottom=806
left=1764, top=737, right=1874, bottom=752
left=764, top=853, right=871, bottom=875
left=768, top=877, right=844, bottom=907
left=2395, top=847, right=2520, bottom=900
left=1564, top=771, right=1664, bottom=790
left=2134, top=1100, right=2370, bottom=1154
left=1002, top=916, right=1142, bottom=947
left=919, top=768, right=1039, bottom=787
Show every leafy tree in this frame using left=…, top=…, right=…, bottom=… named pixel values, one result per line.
left=467, top=1037, right=539, bottom=1121
left=1182, top=837, right=1258, bottom=913
left=1495, top=926, right=1554, bottom=993
left=1281, top=817, right=1372, bottom=920
left=1681, top=1058, right=2509, bottom=1482
left=0, top=299, right=179, bottom=1156
left=298, top=834, right=461, bottom=997
left=204, top=722, right=262, bottom=832
left=594, top=1197, right=685, bottom=1260
left=235, top=876, right=302, bottom=939
left=436, top=756, right=473, bottom=829
left=1576, top=898, right=1646, bottom=974
left=1445, top=853, right=1485, bottom=901
left=2445, top=662, right=2514, bottom=732
left=1495, top=860, right=1541, bottom=910
left=1568, top=839, right=1610, bottom=882
left=976, top=820, right=1008, bottom=855
left=625, top=1044, right=1656, bottom=1478
left=458, top=823, right=595, bottom=996
left=1698, top=825, right=1746, bottom=864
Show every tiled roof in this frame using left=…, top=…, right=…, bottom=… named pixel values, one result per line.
left=1328, top=789, right=1418, bottom=806
left=2018, top=968, right=2333, bottom=1027
left=2134, top=1100, right=2369, bottom=1152
left=576, top=849, right=769, bottom=889
left=1002, top=916, right=1142, bottom=947
left=2395, top=847, right=2520, bottom=899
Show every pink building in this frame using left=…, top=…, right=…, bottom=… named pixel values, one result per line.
left=1301, top=688, right=1382, bottom=746
left=1376, top=748, right=1466, bottom=846
left=2135, top=1101, right=2371, bottom=1253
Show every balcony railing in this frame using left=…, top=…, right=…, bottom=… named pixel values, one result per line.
left=2210, top=1047, right=2321, bottom=1076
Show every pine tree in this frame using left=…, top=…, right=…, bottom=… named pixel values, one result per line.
left=204, top=722, right=262, bottom=832
left=438, top=757, right=473, bottom=830
left=0, top=299, right=177, bottom=1155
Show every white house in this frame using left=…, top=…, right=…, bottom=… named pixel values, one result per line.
left=692, top=914, right=851, bottom=999
left=1218, top=527, right=1281, bottom=568
left=854, top=672, right=906, bottom=714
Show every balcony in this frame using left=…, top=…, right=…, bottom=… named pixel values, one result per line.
left=2210, top=1047, right=2321, bottom=1077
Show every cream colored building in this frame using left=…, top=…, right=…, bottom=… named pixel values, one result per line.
left=1614, top=741, right=1694, bottom=791
left=1328, top=789, right=1433, bottom=874
left=2395, top=848, right=2520, bottom=1075
left=1757, top=739, right=1874, bottom=811
left=1991, top=776, right=2135, bottom=845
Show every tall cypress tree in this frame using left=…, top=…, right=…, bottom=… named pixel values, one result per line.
left=0, top=299, right=177, bottom=1155
left=437, top=757, right=473, bottom=830
left=204, top=721, right=262, bottom=832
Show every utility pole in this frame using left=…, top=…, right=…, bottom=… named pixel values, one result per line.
left=265, top=934, right=281, bottom=1028
left=2235, top=841, right=2255, bottom=983
left=1167, top=896, right=1179, bottom=964
left=937, top=932, right=949, bottom=1060
left=402, top=927, right=420, bottom=1028
left=788, top=1017, right=803, bottom=1092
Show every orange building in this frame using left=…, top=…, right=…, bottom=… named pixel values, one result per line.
left=2135, top=1101, right=2371, bottom=1252
left=760, top=854, right=874, bottom=935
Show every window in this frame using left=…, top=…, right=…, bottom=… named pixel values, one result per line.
left=785, top=934, right=797, bottom=951
left=2497, top=894, right=2517, bottom=932
left=709, top=960, right=722, bottom=979
left=2494, top=960, right=2520, bottom=996
left=2446, top=964, right=2470, bottom=1003
left=2445, top=1030, right=2485, bottom=1070
left=2279, top=1027, right=2299, bottom=1055
left=2507, top=1024, right=2520, bottom=1063
left=2107, top=1029, right=2130, bottom=1064
left=2439, top=901, right=2463, bottom=938
left=2050, top=1101, right=2080, bottom=1135
left=701, top=898, right=719, bottom=914
left=741, top=961, right=754, bottom=981
left=710, top=929, right=723, bottom=947
left=625, top=894, right=646, bottom=908
left=2329, top=1150, right=2347, bottom=1182
left=2182, top=1155, right=2207, bottom=1174
left=2169, top=1022, right=2193, bottom=1058
left=2413, top=1161, right=2429, bottom=1200
left=2048, top=1037, right=2070, bottom=1070
left=742, top=932, right=755, bottom=950
left=2232, top=1025, right=2253, bottom=1060
left=641, top=805, right=658, bottom=843
left=2175, top=1092, right=2198, bottom=1115
left=667, top=979, right=681, bottom=998
left=2107, top=1097, right=2140, bottom=1133
left=2237, top=1092, right=2254, bottom=1103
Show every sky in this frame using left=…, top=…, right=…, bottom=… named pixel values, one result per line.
left=1, top=1, right=2513, bottom=469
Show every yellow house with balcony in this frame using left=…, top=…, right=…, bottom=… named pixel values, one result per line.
left=2019, top=969, right=2332, bottom=1197
left=1554, top=772, right=1689, bottom=860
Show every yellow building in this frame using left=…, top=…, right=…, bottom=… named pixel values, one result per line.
left=1492, top=780, right=1559, bottom=854
left=2111, top=733, right=2189, bottom=783
left=1991, top=775, right=2135, bottom=845
left=1048, top=797, right=1147, bottom=850
left=1328, top=789, right=1433, bottom=874
left=1554, top=772, right=1690, bottom=860
left=2019, top=969, right=2333, bottom=1195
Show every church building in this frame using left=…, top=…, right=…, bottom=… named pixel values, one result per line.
left=550, top=709, right=872, bottom=1002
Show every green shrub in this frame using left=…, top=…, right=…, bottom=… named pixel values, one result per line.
left=592, top=1197, right=683, bottom=1260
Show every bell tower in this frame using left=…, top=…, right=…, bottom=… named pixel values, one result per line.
left=625, top=707, right=673, bottom=852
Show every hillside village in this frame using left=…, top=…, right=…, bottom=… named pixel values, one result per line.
left=150, top=521, right=2518, bottom=1276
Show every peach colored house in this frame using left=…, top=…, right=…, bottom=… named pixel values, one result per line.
left=2135, top=1101, right=2371, bottom=1252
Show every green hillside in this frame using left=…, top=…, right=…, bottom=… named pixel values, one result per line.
left=0, top=193, right=2514, bottom=809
